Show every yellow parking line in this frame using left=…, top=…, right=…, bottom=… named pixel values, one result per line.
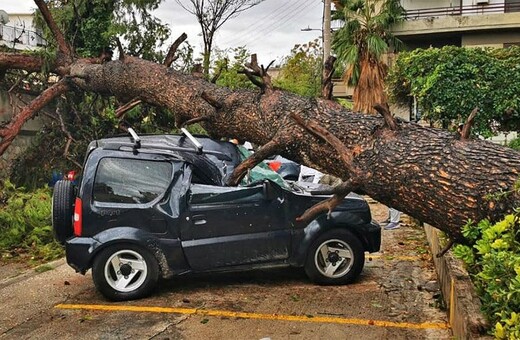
left=56, top=304, right=449, bottom=330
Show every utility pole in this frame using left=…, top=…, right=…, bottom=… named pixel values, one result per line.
left=323, top=0, right=331, bottom=60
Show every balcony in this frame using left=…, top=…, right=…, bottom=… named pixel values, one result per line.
left=404, top=2, right=520, bottom=19
left=392, top=3, right=520, bottom=47
left=0, top=24, right=46, bottom=50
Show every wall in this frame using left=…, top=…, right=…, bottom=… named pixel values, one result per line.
left=462, top=31, right=520, bottom=46
left=0, top=91, right=44, bottom=176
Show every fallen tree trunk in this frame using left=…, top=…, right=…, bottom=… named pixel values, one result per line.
left=49, top=57, right=520, bottom=240
left=0, top=0, right=519, bottom=242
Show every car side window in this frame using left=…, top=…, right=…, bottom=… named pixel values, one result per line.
left=189, top=183, right=264, bottom=205
left=93, top=158, right=172, bottom=204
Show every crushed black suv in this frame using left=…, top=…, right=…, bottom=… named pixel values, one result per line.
left=52, top=129, right=381, bottom=301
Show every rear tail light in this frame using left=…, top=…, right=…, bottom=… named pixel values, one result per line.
left=268, top=161, right=282, bottom=172
left=73, top=197, right=82, bottom=236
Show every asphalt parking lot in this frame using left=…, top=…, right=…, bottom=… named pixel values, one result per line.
left=0, top=202, right=451, bottom=339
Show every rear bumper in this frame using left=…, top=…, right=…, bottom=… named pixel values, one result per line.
left=65, top=237, right=98, bottom=274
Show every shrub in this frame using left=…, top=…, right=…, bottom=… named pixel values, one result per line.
left=453, top=212, right=520, bottom=339
left=0, top=180, right=63, bottom=262
left=508, top=137, right=520, bottom=151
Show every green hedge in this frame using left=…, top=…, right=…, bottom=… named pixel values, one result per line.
left=453, top=212, right=520, bottom=339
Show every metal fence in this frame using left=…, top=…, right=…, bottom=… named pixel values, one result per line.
left=0, top=24, right=45, bottom=48
left=405, top=2, right=520, bottom=20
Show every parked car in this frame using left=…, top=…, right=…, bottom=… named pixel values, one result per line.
left=52, top=129, right=381, bottom=301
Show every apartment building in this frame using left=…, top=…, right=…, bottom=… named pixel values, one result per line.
left=0, top=11, right=45, bottom=50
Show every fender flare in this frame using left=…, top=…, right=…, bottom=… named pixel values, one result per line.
left=89, top=227, right=176, bottom=278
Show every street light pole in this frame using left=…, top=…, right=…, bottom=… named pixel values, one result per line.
left=323, top=0, right=331, bottom=60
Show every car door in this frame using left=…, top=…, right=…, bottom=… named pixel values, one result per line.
left=181, top=181, right=290, bottom=271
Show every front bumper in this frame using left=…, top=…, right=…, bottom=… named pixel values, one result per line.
left=361, top=221, right=381, bottom=253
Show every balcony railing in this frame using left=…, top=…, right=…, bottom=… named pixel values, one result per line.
left=405, top=2, right=520, bottom=20
left=0, top=24, right=46, bottom=48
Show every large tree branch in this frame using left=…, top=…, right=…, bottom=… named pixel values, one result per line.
left=34, top=0, right=73, bottom=58
left=0, top=79, right=69, bottom=155
left=0, top=53, right=47, bottom=72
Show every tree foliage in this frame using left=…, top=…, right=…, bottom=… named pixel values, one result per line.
left=34, top=0, right=171, bottom=61
left=273, top=40, right=323, bottom=98
left=0, top=180, right=63, bottom=261
left=387, top=46, right=520, bottom=136
left=213, top=46, right=255, bottom=90
left=453, top=210, right=520, bottom=339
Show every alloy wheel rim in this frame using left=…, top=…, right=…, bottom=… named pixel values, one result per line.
left=104, top=249, right=148, bottom=292
left=314, top=239, right=354, bottom=278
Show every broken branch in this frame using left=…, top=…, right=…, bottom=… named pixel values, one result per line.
left=240, top=54, right=272, bottom=93
left=321, top=56, right=336, bottom=100
left=115, top=99, right=142, bottom=118
left=374, top=103, right=398, bottom=131
left=461, top=107, right=478, bottom=140
left=296, top=179, right=358, bottom=223
left=164, top=33, right=188, bottom=67
left=227, top=138, right=283, bottom=186
left=290, top=112, right=362, bottom=179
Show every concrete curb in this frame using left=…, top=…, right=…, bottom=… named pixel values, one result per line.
left=424, top=225, right=491, bottom=340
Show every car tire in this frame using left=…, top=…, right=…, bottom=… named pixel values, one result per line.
left=52, top=180, right=75, bottom=245
left=92, top=244, right=159, bottom=301
left=304, top=229, right=365, bottom=285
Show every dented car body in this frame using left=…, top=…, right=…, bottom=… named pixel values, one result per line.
left=52, top=131, right=381, bottom=301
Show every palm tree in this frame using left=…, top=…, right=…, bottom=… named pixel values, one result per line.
left=332, top=0, right=404, bottom=114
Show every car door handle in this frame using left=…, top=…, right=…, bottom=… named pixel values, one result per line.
left=192, top=214, right=207, bottom=225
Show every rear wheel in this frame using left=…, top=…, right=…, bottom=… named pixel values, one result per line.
left=92, top=244, right=159, bottom=301
left=52, top=180, right=75, bottom=244
left=305, top=229, right=365, bottom=285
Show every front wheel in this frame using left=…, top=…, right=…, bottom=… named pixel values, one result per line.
left=92, top=244, right=159, bottom=301
left=305, top=229, right=365, bottom=285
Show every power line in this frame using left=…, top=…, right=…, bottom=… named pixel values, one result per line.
left=217, top=0, right=297, bottom=45
left=218, top=0, right=304, bottom=47
left=236, top=0, right=319, bottom=49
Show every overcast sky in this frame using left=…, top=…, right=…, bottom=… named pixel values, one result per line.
left=2, top=0, right=324, bottom=65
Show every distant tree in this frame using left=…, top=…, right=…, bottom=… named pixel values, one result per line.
left=175, top=0, right=264, bottom=77
left=35, top=0, right=171, bottom=61
left=332, top=0, right=404, bottom=114
left=213, top=46, right=255, bottom=89
left=274, top=40, right=323, bottom=98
